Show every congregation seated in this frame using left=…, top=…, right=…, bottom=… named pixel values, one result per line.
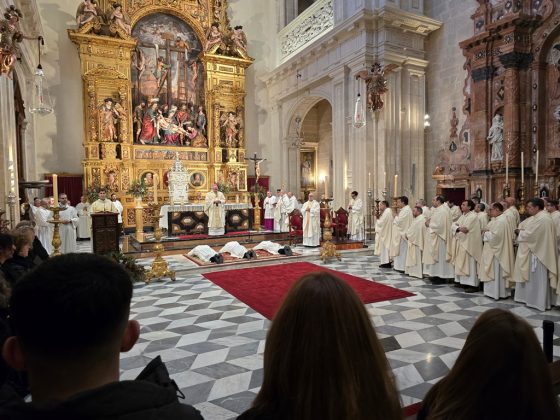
left=253, top=241, right=293, bottom=256
left=2, top=230, right=34, bottom=287
left=187, top=244, right=224, bottom=264
left=219, top=241, right=257, bottom=259
left=237, top=272, right=401, bottom=420
left=0, top=254, right=204, bottom=419
left=418, top=308, right=560, bottom=420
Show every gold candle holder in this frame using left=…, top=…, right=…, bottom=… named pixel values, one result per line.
left=320, top=209, right=341, bottom=263
left=519, top=182, right=526, bottom=215
left=533, top=183, right=539, bottom=199
left=134, top=197, right=144, bottom=238
left=48, top=207, right=63, bottom=257
left=253, top=195, right=261, bottom=232
left=502, top=184, right=510, bottom=200
left=145, top=202, right=175, bottom=284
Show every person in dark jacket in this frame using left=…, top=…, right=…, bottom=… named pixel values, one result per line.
left=2, top=229, right=34, bottom=286
left=0, top=253, right=203, bottom=420
left=14, top=222, right=49, bottom=264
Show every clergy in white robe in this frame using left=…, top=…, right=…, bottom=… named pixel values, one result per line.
left=348, top=191, right=364, bottom=241
left=273, top=190, right=287, bottom=232
left=284, top=192, right=297, bottom=231
left=391, top=197, right=413, bottom=272
left=253, top=241, right=292, bottom=255
left=263, top=191, right=276, bottom=231
left=415, top=199, right=431, bottom=219
left=423, top=196, right=454, bottom=279
left=446, top=201, right=461, bottom=222
left=301, top=193, right=321, bottom=246
left=91, top=190, right=118, bottom=213
left=58, top=194, right=79, bottom=254
left=450, top=200, right=482, bottom=290
left=475, top=203, right=489, bottom=231
left=504, top=197, right=521, bottom=236
left=405, top=206, right=426, bottom=279
left=545, top=199, right=560, bottom=251
left=374, top=201, right=393, bottom=267
left=35, top=199, right=53, bottom=255
left=111, top=193, right=124, bottom=236
left=480, top=202, right=514, bottom=299
left=187, top=245, right=223, bottom=263
left=204, top=184, right=226, bottom=236
left=75, top=196, right=91, bottom=239
left=219, top=241, right=253, bottom=259
left=514, top=199, right=559, bottom=311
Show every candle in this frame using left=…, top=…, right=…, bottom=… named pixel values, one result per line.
left=394, top=174, right=398, bottom=197
left=153, top=173, right=158, bottom=203
left=505, top=151, right=509, bottom=185
left=52, top=174, right=58, bottom=207
left=324, top=176, right=328, bottom=198
left=535, top=150, right=539, bottom=184
left=521, top=152, right=524, bottom=184
left=368, top=172, right=371, bottom=191
left=383, top=171, right=387, bottom=191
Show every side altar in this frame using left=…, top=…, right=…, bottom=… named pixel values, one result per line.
left=68, top=0, right=253, bottom=230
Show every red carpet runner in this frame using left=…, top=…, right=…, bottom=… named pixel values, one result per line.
left=202, top=262, right=414, bottom=319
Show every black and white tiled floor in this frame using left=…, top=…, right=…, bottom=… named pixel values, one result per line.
left=76, top=239, right=560, bottom=419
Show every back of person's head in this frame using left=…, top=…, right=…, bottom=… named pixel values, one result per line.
left=251, top=272, right=401, bottom=420
left=422, top=308, right=559, bottom=420
left=10, top=228, right=33, bottom=254
left=6, top=254, right=135, bottom=368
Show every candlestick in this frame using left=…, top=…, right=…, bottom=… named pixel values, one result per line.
left=153, top=173, right=159, bottom=203
left=521, top=152, right=524, bottom=184
left=535, top=150, right=539, bottom=184
left=394, top=174, right=398, bottom=197
left=505, top=152, right=509, bottom=185
left=52, top=174, right=58, bottom=207
left=324, top=176, right=327, bottom=197
left=383, top=171, right=387, bottom=191
left=368, top=172, right=371, bottom=190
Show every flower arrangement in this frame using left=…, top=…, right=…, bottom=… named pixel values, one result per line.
left=85, top=184, right=105, bottom=203
left=105, top=251, right=146, bottom=283
left=216, top=182, right=230, bottom=194
left=127, top=179, right=148, bottom=198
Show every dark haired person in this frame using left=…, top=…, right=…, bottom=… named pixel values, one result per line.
left=2, top=230, right=34, bottom=286
left=513, top=198, right=558, bottom=311
left=419, top=309, right=560, bottom=420
left=451, top=200, right=482, bottom=293
left=0, top=254, right=203, bottom=419
left=238, top=272, right=401, bottom=420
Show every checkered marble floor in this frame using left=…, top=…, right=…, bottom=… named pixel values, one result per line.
left=76, top=239, right=560, bottom=419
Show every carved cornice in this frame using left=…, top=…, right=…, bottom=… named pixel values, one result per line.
left=377, top=6, right=442, bottom=35
left=499, top=51, right=533, bottom=69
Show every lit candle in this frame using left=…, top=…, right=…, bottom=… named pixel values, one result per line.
left=324, top=175, right=328, bottom=198
left=368, top=172, right=371, bottom=190
left=153, top=173, right=158, bottom=203
left=505, top=151, right=509, bottom=185
left=383, top=171, right=387, bottom=191
left=535, top=150, right=539, bottom=184
left=52, top=174, right=58, bottom=207
left=394, top=174, right=398, bottom=197
left=521, top=152, right=524, bottom=184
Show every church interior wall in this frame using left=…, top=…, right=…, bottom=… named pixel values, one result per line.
left=424, top=0, right=477, bottom=197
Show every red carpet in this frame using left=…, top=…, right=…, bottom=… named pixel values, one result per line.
left=202, top=262, right=414, bottom=319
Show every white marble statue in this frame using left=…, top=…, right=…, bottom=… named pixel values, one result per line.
left=487, top=114, right=504, bottom=162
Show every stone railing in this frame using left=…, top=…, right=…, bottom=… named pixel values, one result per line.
left=278, top=0, right=334, bottom=62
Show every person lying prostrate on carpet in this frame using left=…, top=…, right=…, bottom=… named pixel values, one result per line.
left=237, top=272, right=401, bottom=420
left=252, top=241, right=292, bottom=256
left=187, top=245, right=224, bottom=264
left=418, top=308, right=560, bottom=420
left=0, top=254, right=204, bottom=420
left=219, top=241, right=256, bottom=259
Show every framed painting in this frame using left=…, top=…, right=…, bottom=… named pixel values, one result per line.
left=140, top=171, right=155, bottom=186
left=189, top=171, right=207, bottom=189
left=300, top=149, right=317, bottom=190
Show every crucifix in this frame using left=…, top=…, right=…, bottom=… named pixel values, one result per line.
left=245, top=152, right=267, bottom=184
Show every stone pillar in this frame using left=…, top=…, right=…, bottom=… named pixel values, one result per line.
left=331, top=69, right=348, bottom=209
left=503, top=67, right=520, bottom=167
left=0, top=77, right=19, bottom=217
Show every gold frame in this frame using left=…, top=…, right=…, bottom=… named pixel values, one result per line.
left=300, top=147, right=318, bottom=191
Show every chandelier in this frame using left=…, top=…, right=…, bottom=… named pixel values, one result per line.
left=29, top=36, right=53, bottom=115
left=292, top=71, right=304, bottom=148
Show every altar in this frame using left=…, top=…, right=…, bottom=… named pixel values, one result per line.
left=160, top=203, right=253, bottom=235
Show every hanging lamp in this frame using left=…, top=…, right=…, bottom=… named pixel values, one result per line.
left=29, top=36, right=53, bottom=115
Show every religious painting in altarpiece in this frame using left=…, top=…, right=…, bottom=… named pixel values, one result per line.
left=68, top=0, right=253, bottom=228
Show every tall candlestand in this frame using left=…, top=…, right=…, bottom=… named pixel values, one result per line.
left=320, top=210, right=341, bottom=263
left=502, top=184, right=510, bottom=200
left=367, top=189, right=373, bottom=240
left=134, top=197, right=144, bottom=238
left=6, top=192, right=17, bottom=230
left=48, top=206, right=63, bottom=257
left=374, top=197, right=380, bottom=218
left=391, top=196, right=398, bottom=212
left=519, top=183, right=526, bottom=215
left=533, top=181, right=539, bottom=199
left=145, top=202, right=176, bottom=284
left=0, top=209, right=9, bottom=233
left=253, top=194, right=261, bottom=232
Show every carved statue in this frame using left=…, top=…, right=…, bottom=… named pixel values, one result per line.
left=76, top=0, right=100, bottom=28
left=196, top=106, right=207, bottom=136
left=487, top=114, right=504, bottom=162
left=0, top=6, right=24, bottom=77
left=355, top=62, right=399, bottom=112
left=99, top=98, right=120, bottom=142
left=230, top=25, right=248, bottom=57
left=220, top=111, right=241, bottom=147
left=204, top=22, right=223, bottom=52
left=108, top=3, right=131, bottom=36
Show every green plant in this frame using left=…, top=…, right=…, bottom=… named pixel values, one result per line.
left=216, top=181, right=230, bottom=194
left=85, top=184, right=104, bottom=203
left=127, top=179, right=148, bottom=198
left=105, top=251, right=146, bottom=283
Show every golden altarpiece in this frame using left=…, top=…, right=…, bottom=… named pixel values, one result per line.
left=68, top=0, right=253, bottom=229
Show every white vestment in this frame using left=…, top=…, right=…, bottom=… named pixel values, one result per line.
left=91, top=199, right=118, bottom=213
left=424, top=205, right=454, bottom=278
left=274, top=194, right=289, bottom=233
left=284, top=196, right=297, bottom=230
left=405, top=214, right=426, bottom=279
left=451, top=211, right=482, bottom=286
left=504, top=206, right=521, bottom=236
left=35, top=207, right=53, bottom=255
left=374, top=208, right=393, bottom=265
left=59, top=206, right=79, bottom=254
left=219, top=241, right=248, bottom=258
left=253, top=241, right=284, bottom=254
left=348, top=198, right=364, bottom=241
left=477, top=211, right=489, bottom=231
left=391, top=205, right=413, bottom=271
left=75, top=202, right=91, bottom=239
left=550, top=211, right=560, bottom=251
left=113, top=199, right=123, bottom=223
left=263, top=196, right=275, bottom=221
left=301, top=200, right=321, bottom=246
left=204, top=190, right=226, bottom=235
left=187, top=245, right=219, bottom=262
